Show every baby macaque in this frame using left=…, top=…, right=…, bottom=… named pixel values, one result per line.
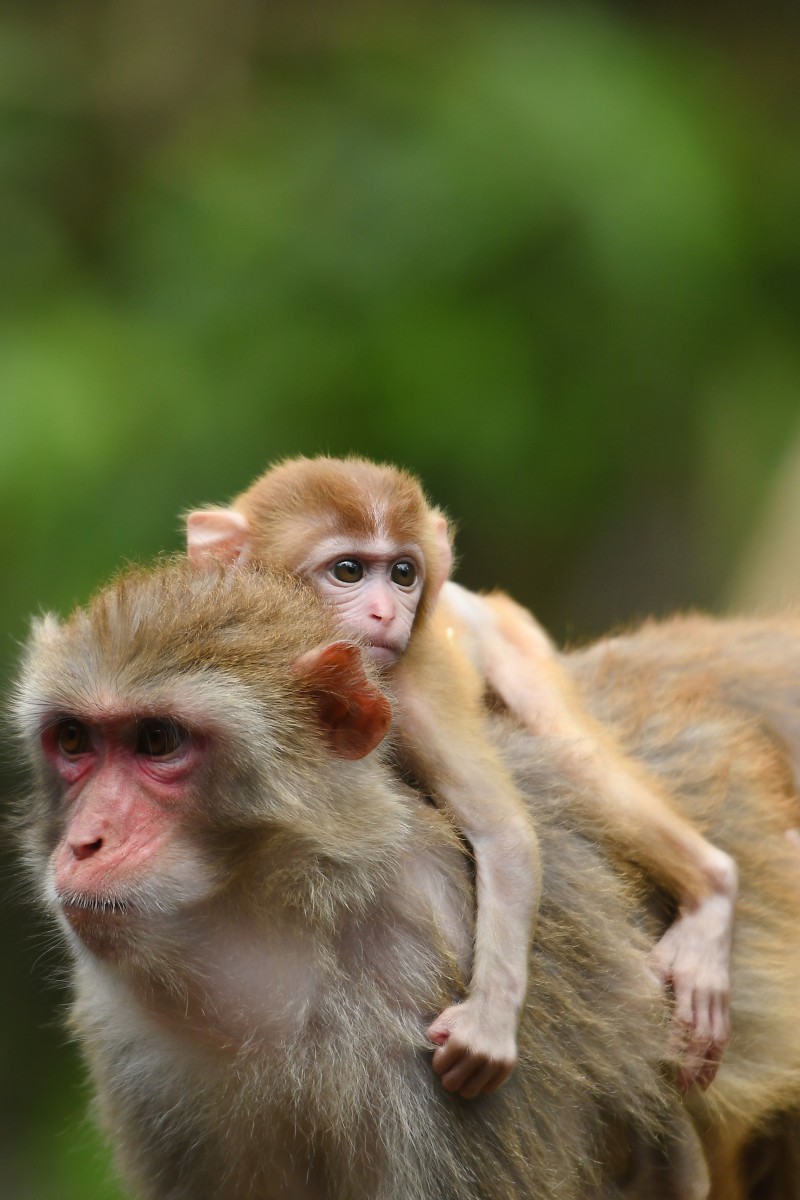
left=186, top=455, right=737, bottom=1093
left=188, top=458, right=540, bottom=1099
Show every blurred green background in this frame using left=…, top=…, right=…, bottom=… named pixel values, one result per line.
left=2, top=1, right=800, bottom=1195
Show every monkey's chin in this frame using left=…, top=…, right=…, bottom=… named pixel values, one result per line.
left=59, top=896, right=139, bottom=959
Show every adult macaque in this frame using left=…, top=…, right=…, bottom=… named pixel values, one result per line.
left=187, top=456, right=737, bottom=1091
left=12, top=561, right=800, bottom=1199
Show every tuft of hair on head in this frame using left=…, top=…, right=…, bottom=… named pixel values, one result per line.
left=234, top=456, right=454, bottom=623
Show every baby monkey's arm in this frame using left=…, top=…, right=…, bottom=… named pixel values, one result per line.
left=394, top=645, right=541, bottom=1100
left=442, top=583, right=737, bottom=1092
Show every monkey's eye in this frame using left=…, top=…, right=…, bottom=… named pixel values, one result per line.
left=56, top=719, right=91, bottom=756
left=135, top=720, right=188, bottom=758
left=390, top=560, right=417, bottom=587
left=331, top=559, right=364, bottom=584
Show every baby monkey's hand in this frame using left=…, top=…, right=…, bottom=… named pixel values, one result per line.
left=427, top=1001, right=517, bottom=1099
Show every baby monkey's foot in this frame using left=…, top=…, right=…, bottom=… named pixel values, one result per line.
left=427, top=1002, right=517, bottom=1099
left=650, top=902, right=732, bottom=1093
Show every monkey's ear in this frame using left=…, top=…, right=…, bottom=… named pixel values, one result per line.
left=427, top=513, right=454, bottom=602
left=293, top=642, right=393, bottom=760
left=186, top=507, right=251, bottom=568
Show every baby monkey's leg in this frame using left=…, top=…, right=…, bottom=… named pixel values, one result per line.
left=450, top=585, right=737, bottom=1091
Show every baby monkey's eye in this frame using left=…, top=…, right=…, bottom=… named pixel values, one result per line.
left=136, top=720, right=188, bottom=758
left=332, top=559, right=364, bottom=584
left=56, top=719, right=91, bottom=756
left=391, top=560, right=417, bottom=587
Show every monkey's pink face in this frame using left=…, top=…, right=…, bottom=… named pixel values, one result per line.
left=25, top=635, right=393, bottom=960
left=39, top=714, right=213, bottom=952
left=304, top=537, right=424, bottom=668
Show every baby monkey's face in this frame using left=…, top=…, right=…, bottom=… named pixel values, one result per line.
left=304, top=536, right=425, bottom=667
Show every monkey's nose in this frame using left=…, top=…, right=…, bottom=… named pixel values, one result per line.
left=369, top=599, right=396, bottom=624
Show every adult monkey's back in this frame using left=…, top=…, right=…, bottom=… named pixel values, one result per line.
left=11, top=563, right=800, bottom=1199
left=567, top=612, right=800, bottom=1193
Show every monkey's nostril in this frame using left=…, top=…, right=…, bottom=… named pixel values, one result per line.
left=73, top=838, right=103, bottom=861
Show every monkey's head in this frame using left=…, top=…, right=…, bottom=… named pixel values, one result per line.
left=186, top=456, right=454, bottom=668
left=12, top=561, right=394, bottom=961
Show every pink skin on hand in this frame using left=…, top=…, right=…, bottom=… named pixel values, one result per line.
left=649, top=895, right=733, bottom=1093
left=426, top=1002, right=517, bottom=1101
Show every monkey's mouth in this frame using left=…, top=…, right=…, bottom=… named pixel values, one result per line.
left=61, top=894, right=131, bottom=917
left=59, top=892, right=135, bottom=935
left=365, top=641, right=400, bottom=666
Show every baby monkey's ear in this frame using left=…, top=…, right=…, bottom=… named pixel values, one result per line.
left=292, top=641, right=393, bottom=761
left=427, top=512, right=454, bottom=603
left=186, top=507, right=251, bottom=568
